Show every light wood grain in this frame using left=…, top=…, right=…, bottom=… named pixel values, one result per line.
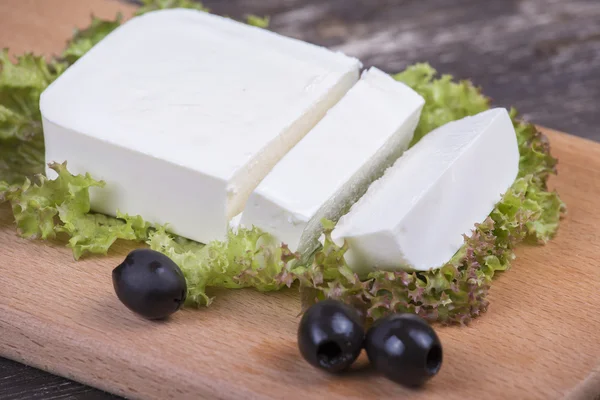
left=0, top=0, right=137, bottom=58
left=1, top=1, right=599, bottom=399
left=2, top=129, right=599, bottom=400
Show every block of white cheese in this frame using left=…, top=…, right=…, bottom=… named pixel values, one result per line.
left=40, top=9, right=361, bottom=244
left=241, top=67, right=424, bottom=254
left=331, top=108, right=519, bottom=272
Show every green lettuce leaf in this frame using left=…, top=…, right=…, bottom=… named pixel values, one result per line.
left=246, top=15, right=270, bottom=28
left=135, top=0, right=210, bottom=15
left=2, top=162, right=149, bottom=259
left=148, top=226, right=297, bottom=305
left=394, top=63, right=490, bottom=147
left=61, top=15, right=123, bottom=65
left=0, top=50, right=64, bottom=184
left=0, top=135, right=45, bottom=185
left=58, top=211, right=151, bottom=260
left=512, top=108, right=558, bottom=188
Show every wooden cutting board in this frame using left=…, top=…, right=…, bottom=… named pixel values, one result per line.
left=1, top=1, right=599, bottom=399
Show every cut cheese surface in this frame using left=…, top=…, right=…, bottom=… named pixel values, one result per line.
left=40, top=9, right=361, bottom=243
left=241, top=67, right=424, bottom=254
left=331, top=108, right=520, bottom=272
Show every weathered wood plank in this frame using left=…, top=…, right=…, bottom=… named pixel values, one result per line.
left=0, top=358, right=119, bottom=400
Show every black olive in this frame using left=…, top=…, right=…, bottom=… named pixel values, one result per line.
left=297, top=299, right=365, bottom=373
left=365, top=313, right=442, bottom=386
left=112, top=249, right=187, bottom=320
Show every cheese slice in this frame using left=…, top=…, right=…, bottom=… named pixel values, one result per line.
left=331, top=108, right=519, bottom=272
left=40, top=9, right=361, bottom=244
left=241, top=67, right=424, bottom=254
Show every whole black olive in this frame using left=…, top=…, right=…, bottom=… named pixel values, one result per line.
left=365, top=313, right=442, bottom=386
left=297, top=299, right=365, bottom=373
left=112, top=248, right=187, bottom=320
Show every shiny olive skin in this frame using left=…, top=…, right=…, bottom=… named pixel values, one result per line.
left=297, top=299, right=365, bottom=373
left=112, top=249, right=187, bottom=320
left=365, top=313, right=442, bottom=387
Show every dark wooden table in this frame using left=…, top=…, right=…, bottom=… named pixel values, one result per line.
left=1, top=0, right=599, bottom=399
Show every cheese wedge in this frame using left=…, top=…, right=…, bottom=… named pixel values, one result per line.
left=241, top=67, right=424, bottom=254
left=331, top=108, right=519, bottom=272
left=40, top=9, right=361, bottom=243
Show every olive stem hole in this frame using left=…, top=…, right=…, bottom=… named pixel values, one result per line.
left=426, top=344, right=443, bottom=374
left=317, top=341, right=343, bottom=366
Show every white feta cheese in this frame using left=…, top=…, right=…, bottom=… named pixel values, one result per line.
left=40, top=9, right=361, bottom=244
left=241, top=67, right=424, bottom=254
left=331, top=108, right=520, bottom=272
